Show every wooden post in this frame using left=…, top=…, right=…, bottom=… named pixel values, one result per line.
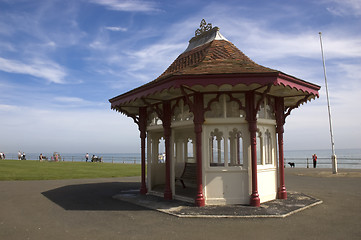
left=246, top=92, right=260, bottom=207
left=139, top=107, right=148, bottom=195
left=162, top=101, right=172, bottom=200
left=275, top=97, right=287, bottom=199
left=193, top=93, right=205, bottom=206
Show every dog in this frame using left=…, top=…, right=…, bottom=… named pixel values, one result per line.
left=288, top=162, right=295, bottom=168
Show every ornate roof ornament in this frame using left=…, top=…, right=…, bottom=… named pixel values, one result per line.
left=185, top=21, right=227, bottom=53
left=195, top=19, right=212, bottom=36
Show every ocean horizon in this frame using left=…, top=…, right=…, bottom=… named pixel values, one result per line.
left=2, top=148, right=361, bottom=169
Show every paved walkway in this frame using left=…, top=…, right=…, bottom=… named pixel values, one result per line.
left=0, top=169, right=360, bottom=240
left=114, top=191, right=322, bottom=218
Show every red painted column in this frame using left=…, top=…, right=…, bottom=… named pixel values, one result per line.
left=162, top=101, right=172, bottom=200
left=193, top=93, right=205, bottom=207
left=246, top=92, right=260, bottom=207
left=139, top=107, right=148, bottom=195
left=275, top=97, right=287, bottom=199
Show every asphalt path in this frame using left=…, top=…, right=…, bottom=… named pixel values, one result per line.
left=0, top=169, right=360, bottom=240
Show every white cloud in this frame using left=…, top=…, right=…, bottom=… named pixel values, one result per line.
left=124, top=43, right=185, bottom=72
left=86, top=27, right=187, bottom=84
left=0, top=104, right=18, bottom=111
left=226, top=26, right=361, bottom=61
left=0, top=106, right=139, bottom=153
left=319, top=34, right=361, bottom=59
left=0, top=57, right=67, bottom=84
left=89, top=40, right=106, bottom=50
left=54, top=97, right=86, bottom=103
left=325, top=0, right=361, bottom=16
left=45, top=41, right=56, bottom=47
left=52, top=96, right=105, bottom=108
left=335, top=62, right=361, bottom=81
left=105, top=26, right=128, bottom=32
left=90, top=0, right=160, bottom=12
left=0, top=42, right=16, bottom=52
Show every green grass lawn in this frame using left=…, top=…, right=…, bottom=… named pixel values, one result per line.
left=0, top=160, right=141, bottom=180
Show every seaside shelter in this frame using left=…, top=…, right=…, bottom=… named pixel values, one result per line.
left=109, top=20, right=320, bottom=207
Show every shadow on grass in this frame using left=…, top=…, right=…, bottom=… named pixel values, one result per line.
left=42, top=182, right=148, bottom=211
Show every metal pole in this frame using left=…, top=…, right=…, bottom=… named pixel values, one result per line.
left=319, top=32, right=337, bottom=174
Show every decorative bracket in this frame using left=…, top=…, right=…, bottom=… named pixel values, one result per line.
left=284, top=95, right=311, bottom=122
left=255, top=84, right=272, bottom=113
left=117, top=106, right=139, bottom=125
left=227, top=93, right=247, bottom=111
left=180, top=86, right=196, bottom=113
left=180, top=85, right=206, bottom=125
left=141, top=98, right=164, bottom=121
left=204, top=93, right=220, bottom=113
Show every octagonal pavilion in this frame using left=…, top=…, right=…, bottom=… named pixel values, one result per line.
left=109, top=20, right=320, bottom=207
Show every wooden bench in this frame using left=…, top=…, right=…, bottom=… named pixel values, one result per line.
left=91, top=157, right=102, bottom=162
left=39, top=156, right=48, bottom=161
left=175, top=162, right=197, bottom=188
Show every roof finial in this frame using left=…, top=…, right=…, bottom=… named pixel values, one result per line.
left=195, top=19, right=212, bottom=36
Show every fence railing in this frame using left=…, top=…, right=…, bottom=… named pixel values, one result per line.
left=2, top=154, right=141, bottom=164
left=2, top=155, right=360, bottom=168
left=284, top=157, right=361, bottom=169
left=62, top=156, right=140, bottom=164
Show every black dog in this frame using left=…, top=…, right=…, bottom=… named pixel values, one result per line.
left=288, top=162, right=295, bottom=168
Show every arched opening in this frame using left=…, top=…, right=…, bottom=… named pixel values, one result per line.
left=228, top=128, right=243, bottom=166
left=257, top=131, right=262, bottom=165
left=210, top=128, right=224, bottom=167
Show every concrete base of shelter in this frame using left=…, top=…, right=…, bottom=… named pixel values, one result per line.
left=113, top=191, right=322, bottom=218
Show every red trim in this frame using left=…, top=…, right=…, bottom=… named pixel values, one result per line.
left=276, top=73, right=319, bottom=96
left=109, top=73, right=320, bottom=107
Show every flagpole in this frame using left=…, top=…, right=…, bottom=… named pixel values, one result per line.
left=319, top=32, right=337, bottom=174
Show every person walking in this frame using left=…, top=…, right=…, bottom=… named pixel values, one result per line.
left=85, top=153, right=89, bottom=162
left=312, top=154, right=317, bottom=168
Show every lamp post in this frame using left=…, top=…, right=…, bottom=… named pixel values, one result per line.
left=319, top=32, right=337, bottom=174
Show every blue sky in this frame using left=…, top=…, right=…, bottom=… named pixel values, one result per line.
left=0, top=0, right=360, bottom=154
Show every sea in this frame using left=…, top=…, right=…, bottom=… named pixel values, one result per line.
left=2, top=149, right=361, bottom=169
left=283, top=148, right=361, bottom=169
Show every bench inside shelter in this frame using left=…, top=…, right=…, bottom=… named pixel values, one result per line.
left=175, top=162, right=197, bottom=188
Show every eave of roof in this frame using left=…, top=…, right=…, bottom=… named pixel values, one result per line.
left=109, top=71, right=320, bottom=107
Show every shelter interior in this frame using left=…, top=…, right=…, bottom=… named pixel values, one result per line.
left=146, top=93, right=278, bottom=204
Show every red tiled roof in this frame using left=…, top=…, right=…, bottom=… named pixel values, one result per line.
left=156, top=40, right=277, bottom=81
left=109, top=29, right=320, bottom=110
